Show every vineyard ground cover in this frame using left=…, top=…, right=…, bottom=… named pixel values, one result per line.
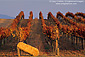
left=0, top=19, right=85, bottom=57
left=18, top=19, right=28, bottom=27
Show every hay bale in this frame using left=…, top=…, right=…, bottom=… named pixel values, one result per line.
left=17, top=42, right=39, bottom=56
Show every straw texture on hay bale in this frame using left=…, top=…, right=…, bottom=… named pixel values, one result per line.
left=17, top=42, right=39, bottom=56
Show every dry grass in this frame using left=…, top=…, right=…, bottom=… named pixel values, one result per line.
left=0, top=19, right=13, bottom=27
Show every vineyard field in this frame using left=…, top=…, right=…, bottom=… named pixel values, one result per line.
left=0, top=11, right=85, bottom=57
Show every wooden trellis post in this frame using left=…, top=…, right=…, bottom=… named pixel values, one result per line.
left=76, top=37, right=78, bottom=45
left=0, top=40, right=2, bottom=46
left=55, top=40, right=59, bottom=56
left=74, top=36, right=76, bottom=44
left=2, top=38, right=5, bottom=45
left=74, top=36, right=77, bottom=48
left=76, top=37, right=79, bottom=45
left=17, top=47, right=20, bottom=57
left=81, top=38, right=84, bottom=50
left=71, top=36, right=74, bottom=45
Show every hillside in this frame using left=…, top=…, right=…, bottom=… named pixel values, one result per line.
left=0, top=14, right=14, bottom=19
left=0, top=18, right=85, bottom=57
left=0, top=19, right=13, bottom=27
